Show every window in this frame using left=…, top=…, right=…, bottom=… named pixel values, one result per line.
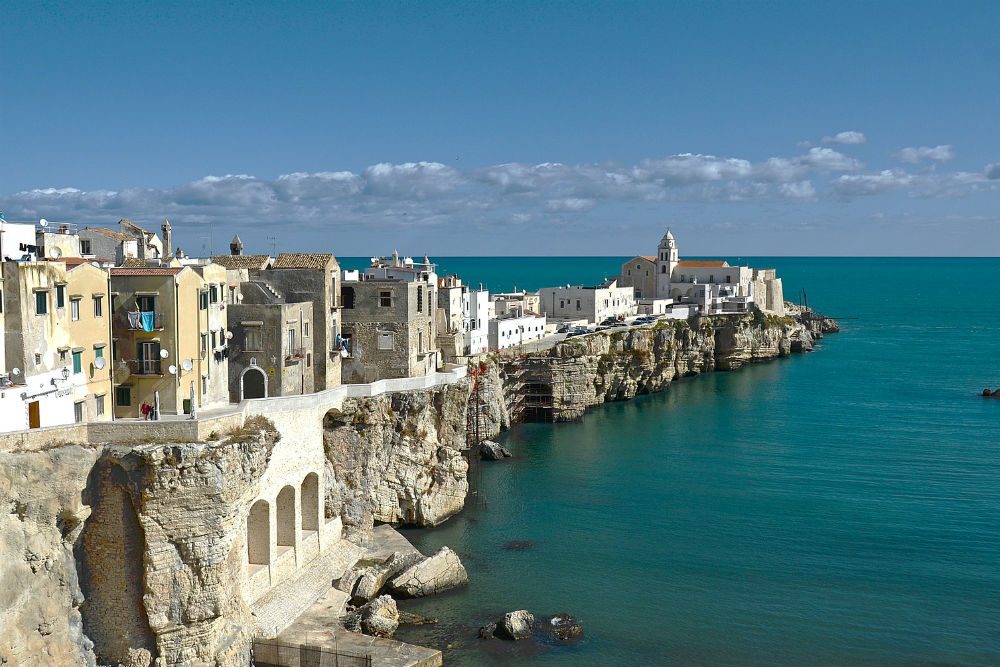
left=576, top=299, right=581, bottom=311
left=81, top=239, right=92, bottom=255
left=35, top=291, right=48, bottom=315
left=417, top=286, right=423, bottom=313
left=110, top=294, right=117, bottom=311
left=200, top=334, right=208, bottom=357
left=136, top=295, right=155, bottom=312
left=73, top=401, right=84, bottom=424
left=245, top=327, right=263, bottom=351
left=228, top=286, right=236, bottom=304
left=341, top=333, right=352, bottom=357
left=418, top=330, right=423, bottom=351
left=34, top=353, right=42, bottom=365
left=138, top=341, right=161, bottom=374
left=95, top=346, right=104, bottom=360
left=116, top=385, right=132, bottom=407
left=303, top=321, right=310, bottom=337
left=199, top=292, right=208, bottom=310
left=56, top=285, right=66, bottom=309
left=377, top=331, right=394, bottom=350
left=342, top=286, right=355, bottom=309
left=72, top=351, right=82, bottom=374
left=661, top=266, right=666, bottom=274
left=96, top=394, right=105, bottom=417
left=211, top=330, right=217, bottom=349
left=93, top=296, right=103, bottom=317
left=202, top=376, right=208, bottom=394
left=210, top=284, right=219, bottom=303
left=70, top=298, right=80, bottom=321
left=288, top=328, right=296, bottom=352
left=379, top=290, right=392, bottom=307
left=59, top=350, right=68, bottom=362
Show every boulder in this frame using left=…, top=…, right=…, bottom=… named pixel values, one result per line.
left=334, top=565, right=366, bottom=596
left=353, top=551, right=426, bottom=602
left=497, top=610, right=534, bottom=640
left=389, top=546, right=468, bottom=597
left=358, top=595, right=399, bottom=639
left=122, top=647, right=153, bottom=667
left=993, top=388, right=1000, bottom=397
left=479, top=440, right=512, bottom=461
left=984, top=388, right=993, bottom=397
left=478, top=622, right=497, bottom=640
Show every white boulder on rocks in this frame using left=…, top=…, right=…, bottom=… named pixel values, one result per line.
left=389, top=546, right=468, bottom=597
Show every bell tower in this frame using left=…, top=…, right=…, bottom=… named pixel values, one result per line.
left=230, top=234, right=244, bottom=256
left=655, top=229, right=679, bottom=298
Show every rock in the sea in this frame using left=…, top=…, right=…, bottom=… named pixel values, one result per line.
left=479, top=440, right=512, bottom=460
left=398, top=611, right=438, bottom=626
left=478, top=622, right=498, bottom=639
left=541, top=614, right=583, bottom=641
left=358, top=595, right=399, bottom=639
left=984, top=388, right=993, bottom=397
left=497, top=610, right=534, bottom=640
left=389, top=546, right=468, bottom=597
left=353, top=551, right=426, bottom=602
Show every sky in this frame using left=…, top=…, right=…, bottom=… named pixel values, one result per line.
left=2, top=0, right=999, bottom=257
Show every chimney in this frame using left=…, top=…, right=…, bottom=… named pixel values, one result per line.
left=161, top=219, right=172, bottom=259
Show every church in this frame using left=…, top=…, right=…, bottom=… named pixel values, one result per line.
left=618, top=230, right=785, bottom=316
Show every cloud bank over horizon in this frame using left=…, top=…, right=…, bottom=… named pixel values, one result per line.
left=2, top=133, right=998, bottom=256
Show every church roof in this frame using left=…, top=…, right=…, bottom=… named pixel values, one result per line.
left=677, top=260, right=728, bottom=268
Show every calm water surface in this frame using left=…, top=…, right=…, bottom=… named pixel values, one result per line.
left=383, top=258, right=1000, bottom=667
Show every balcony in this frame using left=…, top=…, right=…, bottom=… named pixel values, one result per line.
left=128, top=359, right=163, bottom=375
left=285, top=347, right=308, bottom=362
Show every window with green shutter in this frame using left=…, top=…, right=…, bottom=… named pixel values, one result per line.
left=72, top=351, right=82, bottom=374
left=35, top=291, right=48, bottom=315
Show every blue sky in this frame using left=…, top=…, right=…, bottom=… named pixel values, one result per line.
left=2, top=1, right=999, bottom=256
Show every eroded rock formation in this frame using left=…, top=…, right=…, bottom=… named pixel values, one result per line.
left=322, top=383, right=471, bottom=535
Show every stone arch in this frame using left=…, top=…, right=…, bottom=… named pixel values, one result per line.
left=241, top=366, right=267, bottom=400
left=247, top=499, right=271, bottom=566
left=276, top=485, right=296, bottom=548
left=301, top=472, right=320, bottom=532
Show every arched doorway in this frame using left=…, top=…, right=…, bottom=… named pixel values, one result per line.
left=301, top=473, right=319, bottom=533
left=247, top=499, right=270, bottom=567
left=276, top=486, right=296, bottom=552
left=241, top=367, right=266, bottom=400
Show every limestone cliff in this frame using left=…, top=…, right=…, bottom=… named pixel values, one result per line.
left=322, top=382, right=471, bottom=536
left=0, top=446, right=100, bottom=667
left=495, top=308, right=834, bottom=421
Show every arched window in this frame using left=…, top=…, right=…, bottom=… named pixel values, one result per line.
left=301, top=473, right=319, bottom=532
left=247, top=500, right=271, bottom=566
left=276, top=486, right=296, bottom=549
left=661, top=266, right=666, bottom=274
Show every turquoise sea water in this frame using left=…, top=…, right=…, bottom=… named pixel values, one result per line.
left=381, top=257, right=1000, bottom=667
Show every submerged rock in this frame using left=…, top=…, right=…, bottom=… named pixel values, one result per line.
left=477, top=622, right=498, bottom=639
left=541, top=613, right=583, bottom=641
left=479, top=440, right=512, bottom=460
left=502, top=540, right=535, bottom=551
left=497, top=610, right=534, bottom=640
left=398, top=611, right=438, bottom=626
left=389, top=546, right=468, bottom=597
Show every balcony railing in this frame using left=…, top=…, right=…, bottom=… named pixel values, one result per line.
left=128, top=359, right=163, bottom=375
left=118, top=311, right=165, bottom=332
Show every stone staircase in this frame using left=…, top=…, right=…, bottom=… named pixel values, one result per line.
left=252, top=539, right=366, bottom=638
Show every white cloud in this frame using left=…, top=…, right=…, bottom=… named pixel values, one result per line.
left=779, top=181, right=816, bottom=199
left=544, top=198, right=596, bottom=212
left=896, top=145, right=955, bottom=163
left=822, top=131, right=867, bottom=145
left=832, top=170, right=914, bottom=196
left=985, top=163, right=1000, bottom=179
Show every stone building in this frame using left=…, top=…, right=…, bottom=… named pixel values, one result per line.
left=341, top=278, right=438, bottom=383
left=620, top=230, right=785, bottom=316
left=1, top=258, right=113, bottom=431
left=109, top=265, right=229, bottom=417
left=538, top=278, right=637, bottom=323
left=249, top=253, right=342, bottom=392
left=78, top=226, right=139, bottom=263
left=435, top=275, right=489, bottom=362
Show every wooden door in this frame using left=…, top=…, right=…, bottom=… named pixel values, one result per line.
left=28, top=401, right=40, bottom=429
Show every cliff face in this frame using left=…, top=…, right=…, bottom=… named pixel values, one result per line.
left=497, top=310, right=830, bottom=421
left=322, top=381, right=471, bottom=536
left=78, top=435, right=274, bottom=667
left=0, top=446, right=100, bottom=667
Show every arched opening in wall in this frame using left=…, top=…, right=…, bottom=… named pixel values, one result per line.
left=78, top=462, right=157, bottom=666
left=242, top=367, right=267, bottom=400
left=276, top=485, right=296, bottom=554
left=301, top=472, right=319, bottom=533
left=247, top=499, right=271, bottom=569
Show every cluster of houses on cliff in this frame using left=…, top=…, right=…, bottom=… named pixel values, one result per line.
left=0, top=217, right=783, bottom=433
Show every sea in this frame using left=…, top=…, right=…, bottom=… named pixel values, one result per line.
left=346, top=257, right=1000, bottom=667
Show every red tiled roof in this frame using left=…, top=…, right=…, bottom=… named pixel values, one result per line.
left=677, top=260, right=727, bottom=268
left=110, top=267, right=183, bottom=276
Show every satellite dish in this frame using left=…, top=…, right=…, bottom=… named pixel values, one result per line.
left=40, top=218, right=49, bottom=227
left=94, top=357, right=107, bottom=370
left=181, top=359, right=193, bottom=372
left=168, top=364, right=178, bottom=375
left=11, top=368, right=20, bottom=376
left=225, top=330, right=233, bottom=340
left=50, top=247, right=63, bottom=259
left=340, top=348, right=349, bottom=358
left=160, top=349, right=169, bottom=359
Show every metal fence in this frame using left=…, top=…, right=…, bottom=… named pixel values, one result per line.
left=252, top=640, right=372, bottom=667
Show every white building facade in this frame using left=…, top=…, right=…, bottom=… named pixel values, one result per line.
left=538, top=279, right=636, bottom=323
left=488, top=312, right=547, bottom=351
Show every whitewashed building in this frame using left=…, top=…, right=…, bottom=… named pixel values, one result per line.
left=488, top=311, right=547, bottom=350
left=538, top=279, right=636, bottom=323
